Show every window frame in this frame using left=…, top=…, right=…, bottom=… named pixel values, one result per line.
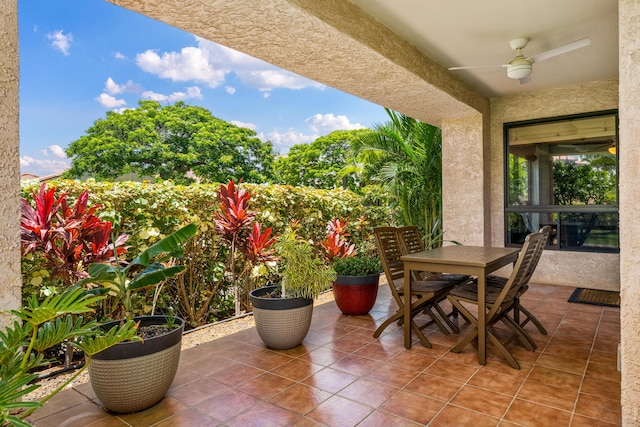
left=503, top=109, right=619, bottom=253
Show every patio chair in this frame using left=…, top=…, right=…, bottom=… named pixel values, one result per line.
left=447, top=231, right=546, bottom=369
left=373, top=227, right=458, bottom=347
left=396, top=225, right=470, bottom=332
left=486, top=225, right=551, bottom=342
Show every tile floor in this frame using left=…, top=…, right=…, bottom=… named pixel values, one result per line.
left=27, top=282, right=621, bottom=426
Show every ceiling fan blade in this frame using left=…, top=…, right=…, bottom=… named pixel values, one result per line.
left=518, top=75, right=532, bottom=85
left=448, top=64, right=506, bottom=71
left=530, top=37, right=591, bottom=63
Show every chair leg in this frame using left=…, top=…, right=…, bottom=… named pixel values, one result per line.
left=517, top=303, right=548, bottom=335
left=501, top=315, right=536, bottom=351
left=486, top=330, right=521, bottom=370
left=433, top=302, right=459, bottom=334
left=423, top=305, right=451, bottom=335
left=411, top=319, right=432, bottom=348
left=373, top=310, right=403, bottom=338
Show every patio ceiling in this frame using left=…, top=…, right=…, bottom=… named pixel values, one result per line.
left=350, top=0, right=619, bottom=98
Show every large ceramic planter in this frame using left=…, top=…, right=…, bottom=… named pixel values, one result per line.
left=332, top=273, right=380, bottom=315
left=89, top=315, right=184, bottom=414
left=250, top=286, right=313, bottom=350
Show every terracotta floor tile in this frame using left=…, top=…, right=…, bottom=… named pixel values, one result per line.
left=269, top=383, right=332, bottom=414
left=85, top=417, right=133, bottom=426
left=236, top=372, right=295, bottom=399
left=468, top=368, right=525, bottom=396
left=298, top=346, right=349, bottom=366
left=450, top=385, right=513, bottom=418
left=358, top=410, right=422, bottom=426
left=167, top=375, right=231, bottom=406
left=574, top=393, right=622, bottom=425
left=29, top=401, right=112, bottom=427
left=116, top=397, right=187, bottom=426
left=544, top=340, right=592, bottom=360
left=584, top=361, right=621, bottom=382
left=423, top=358, right=479, bottom=383
left=527, top=366, right=582, bottom=391
left=338, top=378, right=398, bottom=408
left=380, top=389, right=444, bottom=425
left=240, top=350, right=295, bottom=370
left=28, top=388, right=91, bottom=422
left=195, top=389, right=260, bottom=421
left=386, top=347, right=438, bottom=371
left=580, top=376, right=621, bottom=401
left=570, top=413, right=621, bottom=427
left=270, top=358, right=324, bottom=381
left=504, top=398, right=572, bottom=427
left=516, top=379, right=578, bottom=411
left=306, top=395, right=374, bottom=426
left=536, top=353, right=588, bottom=375
left=302, top=366, right=358, bottom=393
left=151, top=408, right=219, bottom=426
left=185, top=354, right=239, bottom=376
left=404, top=372, right=463, bottom=402
left=365, top=362, right=420, bottom=388
left=592, top=338, right=619, bottom=354
left=330, top=353, right=381, bottom=376
left=226, top=401, right=299, bottom=427
left=430, top=404, right=500, bottom=427
left=328, top=335, right=372, bottom=353
left=353, top=341, right=402, bottom=361
left=207, top=363, right=265, bottom=387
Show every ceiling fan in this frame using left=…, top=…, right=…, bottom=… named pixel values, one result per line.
left=448, top=37, right=591, bottom=84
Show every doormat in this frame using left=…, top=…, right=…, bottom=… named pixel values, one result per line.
left=568, top=288, right=620, bottom=308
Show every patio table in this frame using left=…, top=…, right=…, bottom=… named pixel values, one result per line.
left=400, top=245, right=520, bottom=365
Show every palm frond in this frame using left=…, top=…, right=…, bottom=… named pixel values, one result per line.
left=76, top=319, right=139, bottom=357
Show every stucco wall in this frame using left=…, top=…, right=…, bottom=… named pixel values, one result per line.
left=619, top=0, right=640, bottom=423
left=490, top=80, right=620, bottom=291
left=0, top=0, right=21, bottom=328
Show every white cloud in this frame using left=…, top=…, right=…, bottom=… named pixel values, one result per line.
left=305, top=113, right=364, bottom=135
left=230, top=120, right=257, bottom=131
left=104, top=77, right=141, bottom=95
left=48, top=145, right=66, bottom=159
left=95, top=93, right=126, bottom=108
left=141, top=86, right=203, bottom=103
left=135, top=36, right=325, bottom=93
left=225, top=86, right=236, bottom=94
left=267, top=130, right=317, bottom=151
left=46, top=30, right=73, bottom=56
left=20, top=155, right=70, bottom=177
left=114, top=51, right=126, bottom=60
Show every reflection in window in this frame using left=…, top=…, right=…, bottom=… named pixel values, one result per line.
left=505, top=111, right=619, bottom=252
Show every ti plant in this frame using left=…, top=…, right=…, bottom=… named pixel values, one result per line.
left=0, top=287, right=138, bottom=427
left=77, top=223, right=197, bottom=321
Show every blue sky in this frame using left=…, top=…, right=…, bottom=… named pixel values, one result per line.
left=19, top=0, right=390, bottom=176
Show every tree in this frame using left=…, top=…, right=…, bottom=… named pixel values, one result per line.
left=353, top=108, right=444, bottom=247
left=272, top=129, right=369, bottom=189
left=64, top=101, right=275, bottom=184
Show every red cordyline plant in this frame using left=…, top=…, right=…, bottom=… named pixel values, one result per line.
left=320, top=218, right=356, bottom=262
left=21, top=183, right=128, bottom=286
left=214, top=181, right=276, bottom=314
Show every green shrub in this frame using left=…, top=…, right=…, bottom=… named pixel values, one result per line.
left=333, top=256, right=382, bottom=276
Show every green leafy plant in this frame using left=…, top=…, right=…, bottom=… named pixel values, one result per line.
left=332, top=255, right=382, bottom=276
left=0, top=287, right=138, bottom=426
left=274, top=227, right=336, bottom=299
left=77, top=223, right=197, bottom=321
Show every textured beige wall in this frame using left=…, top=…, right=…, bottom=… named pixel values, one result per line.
left=0, top=0, right=21, bottom=328
left=490, top=80, right=619, bottom=290
left=619, top=0, right=640, bottom=423
left=442, top=115, right=490, bottom=246
left=107, top=0, right=488, bottom=127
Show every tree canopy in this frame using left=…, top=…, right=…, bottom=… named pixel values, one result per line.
left=64, top=101, right=275, bottom=184
left=272, top=129, right=370, bottom=190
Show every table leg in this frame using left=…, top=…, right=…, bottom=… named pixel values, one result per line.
left=477, top=272, right=486, bottom=365
left=404, top=265, right=411, bottom=349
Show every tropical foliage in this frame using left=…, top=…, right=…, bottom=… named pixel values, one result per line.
left=63, top=101, right=275, bottom=184
left=273, top=129, right=370, bottom=190
left=354, top=108, right=445, bottom=246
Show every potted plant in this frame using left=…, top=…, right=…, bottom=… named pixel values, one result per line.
left=320, top=218, right=382, bottom=315
left=249, top=227, right=336, bottom=350
left=332, top=255, right=382, bottom=315
left=0, top=287, right=138, bottom=426
left=77, top=223, right=197, bottom=414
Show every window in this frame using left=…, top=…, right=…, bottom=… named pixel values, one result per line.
left=504, top=111, right=619, bottom=252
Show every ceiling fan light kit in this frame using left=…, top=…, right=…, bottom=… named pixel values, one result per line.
left=449, top=36, right=591, bottom=84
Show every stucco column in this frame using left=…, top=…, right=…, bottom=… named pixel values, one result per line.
left=442, top=114, right=490, bottom=246
left=0, top=0, right=21, bottom=328
left=619, top=0, right=640, bottom=424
